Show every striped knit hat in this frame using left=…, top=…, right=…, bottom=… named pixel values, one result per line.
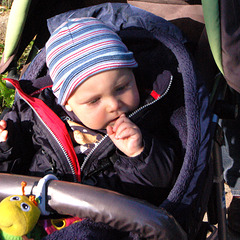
left=46, top=17, right=138, bottom=105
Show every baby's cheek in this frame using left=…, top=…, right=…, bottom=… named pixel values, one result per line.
left=129, top=89, right=140, bottom=111
left=85, top=114, right=107, bottom=130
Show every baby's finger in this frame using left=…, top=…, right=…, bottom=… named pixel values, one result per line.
left=0, top=130, right=8, bottom=142
left=114, top=121, right=130, bottom=137
left=0, top=120, right=7, bottom=130
left=112, top=114, right=130, bottom=132
left=115, top=127, right=137, bottom=140
left=106, top=125, right=114, bottom=136
left=115, top=121, right=139, bottom=139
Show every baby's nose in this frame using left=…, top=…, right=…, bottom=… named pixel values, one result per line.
left=107, top=97, right=121, bottom=112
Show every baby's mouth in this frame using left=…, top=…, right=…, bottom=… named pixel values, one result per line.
left=108, top=112, right=128, bottom=127
left=108, top=118, right=118, bottom=126
left=108, top=115, right=121, bottom=126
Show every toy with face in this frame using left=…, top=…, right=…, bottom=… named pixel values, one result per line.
left=0, top=182, right=41, bottom=239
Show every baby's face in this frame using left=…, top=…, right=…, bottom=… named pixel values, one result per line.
left=65, top=68, right=140, bottom=130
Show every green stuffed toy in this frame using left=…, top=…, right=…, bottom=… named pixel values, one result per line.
left=0, top=181, right=45, bottom=240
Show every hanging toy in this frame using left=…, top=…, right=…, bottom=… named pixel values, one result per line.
left=0, top=181, right=44, bottom=240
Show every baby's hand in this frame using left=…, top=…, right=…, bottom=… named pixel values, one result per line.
left=0, top=120, right=8, bottom=142
left=107, top=114, right=144, bottom=157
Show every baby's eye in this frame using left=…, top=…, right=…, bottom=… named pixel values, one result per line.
left=21, top=202, right=30, bottom=212
left=10, top=196, right=21, bottom=201
left=88, top=98, right=100, bottom=104
left=116, top=83, right=129, bottom=92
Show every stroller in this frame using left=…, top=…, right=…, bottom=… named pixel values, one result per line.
left=0, top=0, right=235, bottom=239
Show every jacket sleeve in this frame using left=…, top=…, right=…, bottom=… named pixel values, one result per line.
left=0, top=141, right=12, bottom=158
left=0, top=104, right=34, bottom=173
left=113, top=130, right=179, bottom=189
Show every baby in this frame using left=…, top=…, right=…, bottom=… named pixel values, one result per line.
left=64, top=68, right=143, bottom=157
left=0, top=17, right=180, bottom=205
left=1, top=18, right=142, bottom=157
left=45, top=17, right=145, bottom=158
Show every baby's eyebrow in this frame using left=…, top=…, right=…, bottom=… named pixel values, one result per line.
left=78, top=94, right=100, bottom=104
left=114, top=78, right=131, bottom=87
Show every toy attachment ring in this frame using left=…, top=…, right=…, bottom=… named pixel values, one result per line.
left=35, top=174, right=58, bottom=215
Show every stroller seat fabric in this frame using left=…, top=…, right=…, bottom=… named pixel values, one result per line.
left=0, top=2, right=212, bottom=239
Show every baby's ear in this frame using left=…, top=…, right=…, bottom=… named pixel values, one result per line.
left=65, top=103, right=72, bottom=112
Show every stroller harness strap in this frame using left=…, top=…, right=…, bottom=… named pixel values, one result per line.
left=4, top=78, right=81, bottom=182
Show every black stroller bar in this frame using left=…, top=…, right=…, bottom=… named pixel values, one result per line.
left=0, top=173, right=187, bottom=240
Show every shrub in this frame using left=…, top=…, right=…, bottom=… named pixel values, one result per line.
left=0, top=6, right=34, bottom=113
left=0, top=0, right=13, bottom=9
left=0, top=42, right=15, bottom=113
left=0, top=75, right=15, bottom=111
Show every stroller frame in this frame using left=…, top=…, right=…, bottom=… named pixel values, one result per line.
left=1, top=1, right=239, bottom=239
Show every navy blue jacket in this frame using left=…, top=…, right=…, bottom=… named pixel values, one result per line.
left=0, top=3, right=188, bottom=206
left=0, top=4, right=214, bottom=237
left=0, top=40, right=184, bottom=205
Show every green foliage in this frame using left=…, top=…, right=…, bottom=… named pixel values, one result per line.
left=0, top=5, right=35, bottom=112
left=0, top=36, right=34, bottom=112
left=19, top=39, right=34, bottom=68
left=0, top=74, right=15, bottom=111
left=0, top=0, right=13, bottom=9
left=0, top=40, right=15, bottom=112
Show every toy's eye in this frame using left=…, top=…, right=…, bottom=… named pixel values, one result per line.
left=21, top=202, right=30, bottom=212
left=10, top=196, right=21, bottom=201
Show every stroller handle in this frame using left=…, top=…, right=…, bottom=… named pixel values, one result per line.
left=0, top=173, right=187, bottom=239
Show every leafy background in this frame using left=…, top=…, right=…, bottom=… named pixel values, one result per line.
left=0, top=0, right=26, bottom=113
